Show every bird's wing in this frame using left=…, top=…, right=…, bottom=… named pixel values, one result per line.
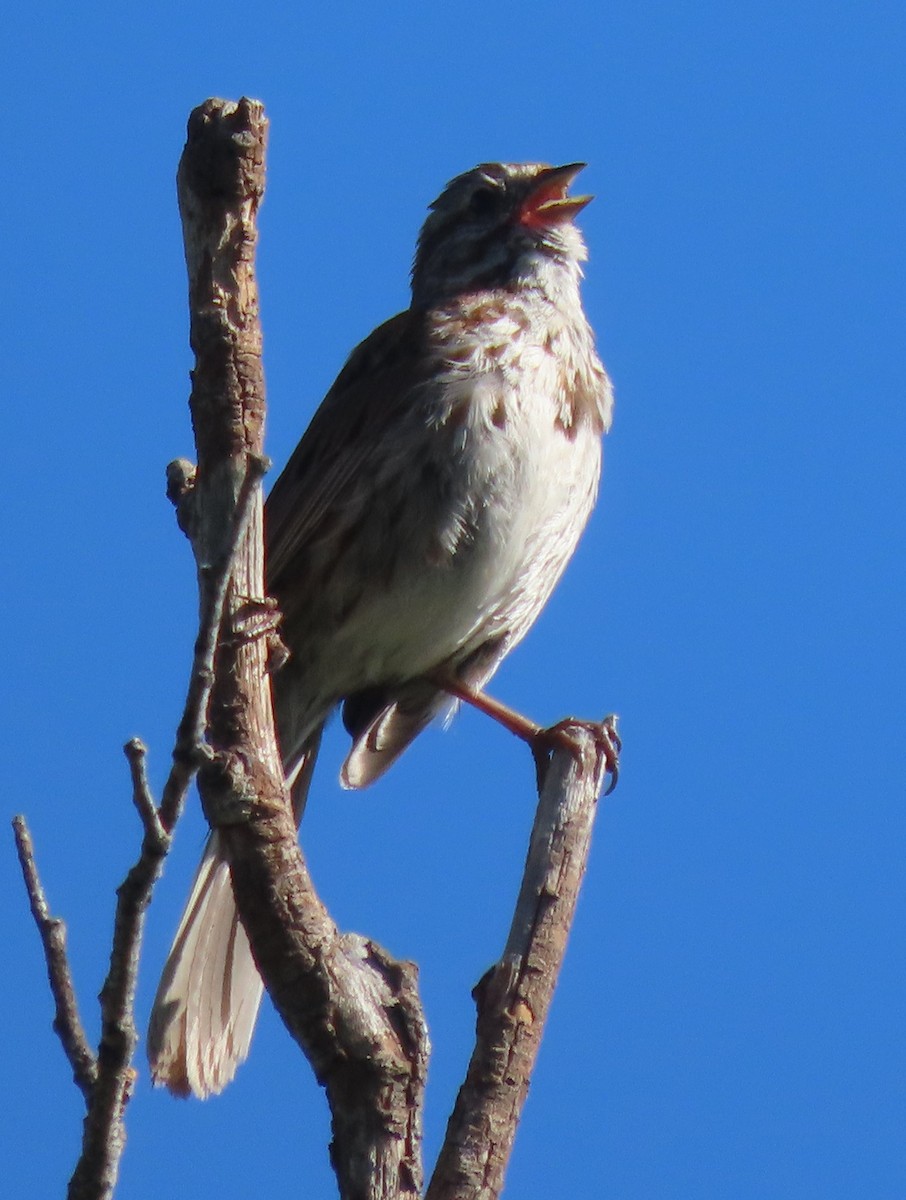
left=265, top=308, right=431, bottom=595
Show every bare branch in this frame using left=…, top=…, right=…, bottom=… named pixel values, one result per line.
left=12, top=816, right=98, bottom=1099
left=174, top=96, right=428, bottom=1200
left=65, top=446, right=272, bottom=1199
left=427, top=724, right=612, bottom=1200
left=218, top=793, right=429, bottom=1199
left=14, top=245, right=272, bottom=1200
left=125, top=738, right=167, bottom=846
left=65, top=750, right=159, bottom=1199
left=160, top=450, right=268, bottom=832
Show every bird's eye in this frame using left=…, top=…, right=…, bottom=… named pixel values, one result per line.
left=469, top=186, right=500, bottom=217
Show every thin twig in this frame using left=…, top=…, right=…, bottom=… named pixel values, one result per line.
left=66, top=456, right=269, bottom=1200
left=14, top=408, right=268, bottom=1200
left=67, top=741, right=165, bottom=1200
left=12, top=815, right=98, bottom=1099
left=125, top=738, right=167, bottom=847
left=160, top=451, right=269, bottom=833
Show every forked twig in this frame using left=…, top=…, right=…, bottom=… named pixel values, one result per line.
left=13, top=447, right=268, bottom=1200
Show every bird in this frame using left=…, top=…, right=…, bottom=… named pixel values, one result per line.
left=148, top=160, right=615, bottom=1098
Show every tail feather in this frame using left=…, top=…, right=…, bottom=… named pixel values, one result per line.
left=341, top=691, right=453, bottom=790
left=148, top=730, right=321, bottom=1097
left=148, top=832, right=263, bottom=1098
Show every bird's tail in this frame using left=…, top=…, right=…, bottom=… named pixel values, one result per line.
left=148, top=729, right=321, bottom=1097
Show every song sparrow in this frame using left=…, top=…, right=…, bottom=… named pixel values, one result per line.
left=149, top=161, right=615, bottom=1097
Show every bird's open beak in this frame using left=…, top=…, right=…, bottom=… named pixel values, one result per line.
left=519, top=163, right=593, bottom=229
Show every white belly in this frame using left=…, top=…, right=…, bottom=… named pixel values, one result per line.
left=324, top=366, right=601, bottom=686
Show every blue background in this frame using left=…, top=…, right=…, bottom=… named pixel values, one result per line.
left=3, top=2, right=904, bottom=1197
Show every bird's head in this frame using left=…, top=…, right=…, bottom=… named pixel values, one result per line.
left=411, top=162, right=592, bottom=308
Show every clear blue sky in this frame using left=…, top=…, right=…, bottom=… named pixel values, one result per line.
left=4, top=2, right=904, bottom=1197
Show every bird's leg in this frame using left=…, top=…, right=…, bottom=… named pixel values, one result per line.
left=430, top=672, right=620, bottom=794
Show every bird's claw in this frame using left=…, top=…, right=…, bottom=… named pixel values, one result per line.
left=532, top=714, right=621, bottom=795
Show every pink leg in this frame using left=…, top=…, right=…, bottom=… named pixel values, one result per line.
left=431, top=673, right=620, bottom=794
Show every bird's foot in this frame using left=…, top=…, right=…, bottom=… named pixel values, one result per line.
left=430, top=672, right=620, bottom=794
left=227, top=597, right=289, bottom=669
left=530, top=714, right=621, bottom=794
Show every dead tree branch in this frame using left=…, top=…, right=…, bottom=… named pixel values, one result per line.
left=12, top=449, right=266, bottom=1200
left=427, top=724, right=614, bottom=1199
left=174, top=97, right=429, bottom=1200
left=12, top=197, right=270, bottom=1199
